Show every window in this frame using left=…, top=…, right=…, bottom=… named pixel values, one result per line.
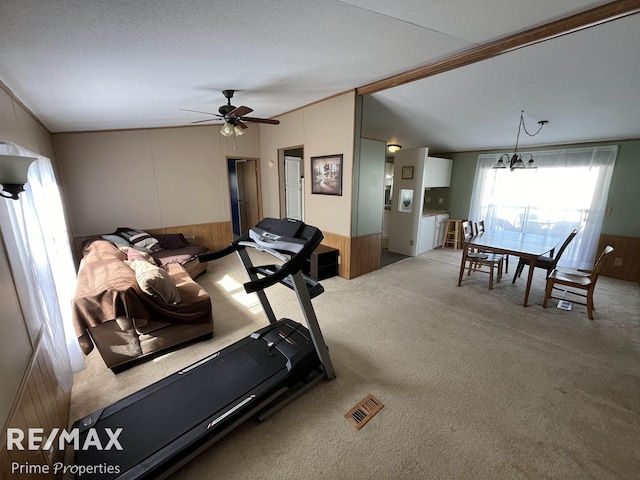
left=0, top=141, right=84, bottom=390
left=469, top=146, right=617, bottom=270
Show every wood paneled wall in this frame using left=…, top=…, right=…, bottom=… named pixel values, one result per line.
left=321, top=231, right=382, bottom=280
left=321, top=231, right=352, bottom=279
left=0, top=341, right=71, bottom=480
left=349, top=233, right=383, bottom=279
left=147, top=221, right=232, bottom=253
left=598, top=234, right=640, bottom=282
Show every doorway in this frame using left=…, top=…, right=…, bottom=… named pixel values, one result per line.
left=285, top=156, right=303, bottom=220
left=279, top=147, right=304, bottom=220
left=228, top=158, right=261, bottom=237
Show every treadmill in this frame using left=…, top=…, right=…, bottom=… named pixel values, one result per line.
left=71, top=218, right=336, bottom=479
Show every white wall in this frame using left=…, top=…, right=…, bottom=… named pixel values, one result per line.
left=257, top=110, right=305, bottom=219
left=388, top=147, right=428, bottom=256
left=259, top=91, right=356, bottom=237
left=53, top=124, right=260, bottom=236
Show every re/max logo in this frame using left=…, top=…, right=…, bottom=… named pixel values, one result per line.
left=6, top=428, right=123, bottom=451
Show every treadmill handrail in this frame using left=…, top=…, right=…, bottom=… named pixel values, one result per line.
left=242, top=226, right=322, bottom=293
left=196, top=218, right=324, bottom=294
left=196, top=241, right=240, bottom=263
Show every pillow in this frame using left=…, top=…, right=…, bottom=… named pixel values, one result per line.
left=130, top=260, right=181, bottom=306
left=127, top=247, right=156, bottom=265
left=116, top=228, right=162, bottom=252
left=101, top=234, right=130, bottom=246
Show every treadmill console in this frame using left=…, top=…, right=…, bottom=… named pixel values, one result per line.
left=248, top=227, right=305, bottom=254
left=197, top=218, right=324, bottom=294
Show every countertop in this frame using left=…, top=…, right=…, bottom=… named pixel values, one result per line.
left=384, top=206, right=448, bottom=217
left=422, top=209, right=448, bottom=217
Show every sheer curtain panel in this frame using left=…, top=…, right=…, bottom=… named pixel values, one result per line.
left=469, top=146, right=617, bottom=270
left=0, top=141, right=84, bottom=391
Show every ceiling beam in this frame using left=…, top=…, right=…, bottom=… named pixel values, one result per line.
left=356, top=0, right=640, bottom=96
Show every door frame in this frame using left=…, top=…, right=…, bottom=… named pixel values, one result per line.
left=227, top=156, right=263, bottom=236
left=278, top=146, right=304, bottom=219
left=284, top=156, right=304, bottom=221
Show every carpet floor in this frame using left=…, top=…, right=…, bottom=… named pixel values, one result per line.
left=68, top=248, right=640, bottom=480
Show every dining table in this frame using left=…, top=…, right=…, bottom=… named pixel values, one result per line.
left=457, top=230, right=563, bottom=306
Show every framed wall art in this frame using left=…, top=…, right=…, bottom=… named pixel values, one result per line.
left=401, top=166, right=414, bottom=179
left=311, top=154, right=343, bottom=196
left=398, top=189, right=414, bottom=213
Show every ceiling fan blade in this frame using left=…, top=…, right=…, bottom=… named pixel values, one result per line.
left=191, top=118, right=219, bottom=124
left=240, top=116, right=280, bottom=125
left=230, top=105, right=253, bottom=117
left=180, top=108, right=220, bottom=117
left=237, top=120, right=248, bottom=129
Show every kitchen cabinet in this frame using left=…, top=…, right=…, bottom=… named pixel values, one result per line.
left=417, top=214, right=435, bottom=254
left=424, top=156, right=453, bottom=187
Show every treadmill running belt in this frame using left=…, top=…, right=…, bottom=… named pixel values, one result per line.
left=75, top=339, right=289, bottom=478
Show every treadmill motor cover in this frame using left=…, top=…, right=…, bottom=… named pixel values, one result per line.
left=72, top=320, right=318, bottom=480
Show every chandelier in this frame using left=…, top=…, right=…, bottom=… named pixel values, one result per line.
left=494, top=110, right=548, bottom=171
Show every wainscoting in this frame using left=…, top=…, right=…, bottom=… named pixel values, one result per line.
left=598, top=234, right=640, bottom=282
left=148, top=221, right=232, bottom=253
left=322, top=231, right=382, bottom=279
left=321, top=231, right=351, bottom=279
left=349, top=233, right=383, bottom=278
left=0, top=339, right=71, bottom=480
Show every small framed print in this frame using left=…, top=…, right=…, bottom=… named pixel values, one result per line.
left=401, top=166, right=414, bottom=179
left=398, top=189, right=413, bottom=213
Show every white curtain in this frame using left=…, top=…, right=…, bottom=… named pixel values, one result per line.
left=469, top=145, right=617, bottom=270
left=0, top=141, right=84, bottom=391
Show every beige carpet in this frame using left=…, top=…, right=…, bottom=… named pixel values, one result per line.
left=68, top=248, right=640, bottom=480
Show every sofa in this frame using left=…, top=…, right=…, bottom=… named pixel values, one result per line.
left=71, top=232, right=214, bottom=372
left=99, top=228, right=210, bottom=278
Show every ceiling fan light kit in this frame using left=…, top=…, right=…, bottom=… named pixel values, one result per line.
left=182, top=90, right=280, bottom=137
left=220, top=122, right=235, bottom=137
left=494, top=110, right=548, bottom=171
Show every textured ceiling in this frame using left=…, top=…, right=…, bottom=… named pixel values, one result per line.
left=0, top=0, right=638, bottom=153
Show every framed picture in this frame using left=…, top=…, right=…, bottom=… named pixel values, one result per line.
left=401, top=166, right=414, bottom=179
left=311, top=154, right=343, bottom=195
left=399, top=189, right=413, bottom=213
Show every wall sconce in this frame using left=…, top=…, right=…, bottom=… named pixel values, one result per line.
left=0, top=154, right=37, bottom=200
left=387, top=144, right=402, bottom=154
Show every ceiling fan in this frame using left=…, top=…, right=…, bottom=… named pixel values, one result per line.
left=181, top=90, right=280, bottom=137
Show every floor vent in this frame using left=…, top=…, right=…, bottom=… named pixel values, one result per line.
left=345, top=394, right=384, bottom=430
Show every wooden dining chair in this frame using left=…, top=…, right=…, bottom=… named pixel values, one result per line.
left=463, top=220, right=504, bottom=290
left=542, top=245, right=614, bottom=320
left=475, top=220, right=509, bottom=273
left=512, top=229, right=578, bottom=283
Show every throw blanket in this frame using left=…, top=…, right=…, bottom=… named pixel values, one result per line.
left=71, top=240, right=212, bottom=354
